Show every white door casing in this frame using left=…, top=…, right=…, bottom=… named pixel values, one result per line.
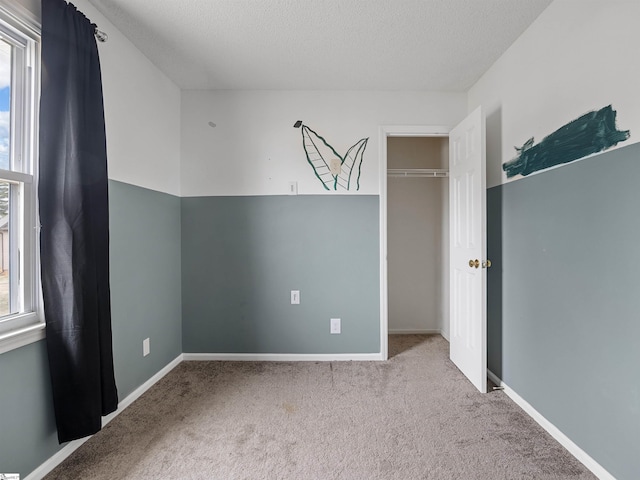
left=449, top=107, right=487, bottom=393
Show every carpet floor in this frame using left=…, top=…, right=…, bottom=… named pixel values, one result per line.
left=44, top=335, right=596, bottom=479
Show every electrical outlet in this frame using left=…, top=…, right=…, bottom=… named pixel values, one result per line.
left=143, top=338, right=150, bottom=357
left=330, top=318, right=341, bottom=334
left=291, top=290, right=300, bottom=304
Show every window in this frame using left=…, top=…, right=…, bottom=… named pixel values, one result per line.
left=0, top=5, right=41, bottom=354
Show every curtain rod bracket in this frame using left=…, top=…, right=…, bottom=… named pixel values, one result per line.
left=93, top=24, right=108, bottom=42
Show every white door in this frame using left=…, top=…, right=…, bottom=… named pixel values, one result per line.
left=449, top=106, right=487, bottom=393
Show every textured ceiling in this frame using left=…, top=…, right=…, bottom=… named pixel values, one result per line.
left=87, top=0, right=553, bottom=91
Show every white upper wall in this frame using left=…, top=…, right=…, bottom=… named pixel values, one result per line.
left=24, top=0, right=635, bottom=196
left=468, top=0, right=640, bottom=188
left=74, top=0, right=181, bottom=196
left=12, top=0, right=182, bottom=196
left=181, top=90, right=466, bottom=196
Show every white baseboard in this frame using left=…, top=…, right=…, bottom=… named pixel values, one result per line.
left=25, top=354, right=184, bottom=480
left=486, top=369, right=501, bottom=387
left=388, top=329, right=441, bottom=335
left=487, top=370, right=615, bottom=480
left=183, top=352, right=384, bottom=361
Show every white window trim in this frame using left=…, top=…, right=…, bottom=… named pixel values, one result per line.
left=0, top=1, right=43, bottom=355
left=0, top=313, right=44, bottom=353
left=0, top=1, right=40, bottom=37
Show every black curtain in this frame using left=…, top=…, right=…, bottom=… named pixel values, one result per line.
left=39, top=0, right=118, bottom=443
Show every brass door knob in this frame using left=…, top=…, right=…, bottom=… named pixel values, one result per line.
left=469, top=259, right=480, bottom=268
left=482, top=260, right=492, bottom=268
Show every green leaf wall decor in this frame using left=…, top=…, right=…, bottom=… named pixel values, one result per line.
left=295, top=122, right=368, bottom=191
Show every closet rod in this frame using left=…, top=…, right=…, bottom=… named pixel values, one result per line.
left=387, top=168, right=448, bottom=178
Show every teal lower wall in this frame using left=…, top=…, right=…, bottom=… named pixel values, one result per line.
left=0, top=341, right=59, bottom=476
left=109, top=181, right=182, bottom=397
left=487, top=142, right=640, bottom=480
left=181, top=195, right=380, bottom=354
left=0, top=180, right=182, bottom=477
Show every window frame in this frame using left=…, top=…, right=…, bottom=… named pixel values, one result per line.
left=0, top=2, right=42, bottom=355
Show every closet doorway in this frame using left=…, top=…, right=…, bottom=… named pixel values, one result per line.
left=378, top=126, right=451, bottom=360
left=387, top=135, right=449, bottom=340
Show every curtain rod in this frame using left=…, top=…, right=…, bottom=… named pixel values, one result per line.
left=387, top=168, right=448, bottom=178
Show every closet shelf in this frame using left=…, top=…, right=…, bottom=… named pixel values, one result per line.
left=387, top=168, right=448, bottom=178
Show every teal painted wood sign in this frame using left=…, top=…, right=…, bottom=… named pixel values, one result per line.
left=503, top=105, right=630, bottom=178
left=294, top=121, right=368, bottom=191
